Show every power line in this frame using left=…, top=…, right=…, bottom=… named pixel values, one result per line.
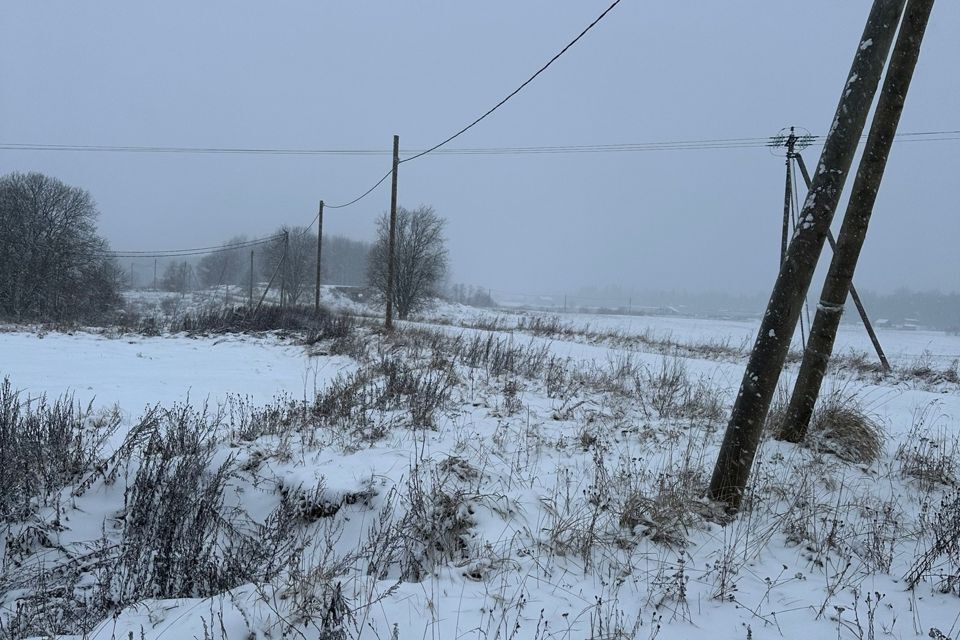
left=102, top=234, right=282, bottom=259
left=300, top=126, right=956, bottom=219
left=0, top=143, right=388, bottom=156
left=292, top=167, right=395, bottom=236
left=325, top=168, right=394, bottom=209
left=398, top=0, right=624, bottom=165
left=1, top=0, right=625, bottom=220
left=3, top=129, right=958, bottom=158
left=34, top=126, right=960, bottom=253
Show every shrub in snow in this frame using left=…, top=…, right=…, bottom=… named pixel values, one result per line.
left=0, top=378, right=117, bottom=522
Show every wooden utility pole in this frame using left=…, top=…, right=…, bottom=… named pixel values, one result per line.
left=385, top=135, right=400, bottom=330
left=153, top=258, right=158, bottom=290
left=279, top=230, right=289, bottom=311
left=315, top=200, right=324, bottom=314
left=708, top=0, right=906, bottom=513
left=249, top=250, right=254, bottom=308
left=794, top=153, right=891, bottom=372
left=781, top=132, right=795, bottom=266
left=781, top=0, right=933, bottom=443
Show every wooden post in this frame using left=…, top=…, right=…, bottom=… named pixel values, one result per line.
left=315, top=200, right=324, bottom=314
left=708, top=0, right=905, bottom=513
left=794, top=153, right=892, bottom=372
left=385, top=135, right=400, bottom=330
left=781, top=0, right=933, bottom=443
left=279, top=230, right=289, bottom=311
left=249, top=250, right=254, bottom=308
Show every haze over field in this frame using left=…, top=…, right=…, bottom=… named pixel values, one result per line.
left=4, top=4, right=960, bottom=636
left=2, top=1, right=959, bottom=296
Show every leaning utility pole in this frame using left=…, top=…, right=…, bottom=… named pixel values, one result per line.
left=781, top=0, right=934, bottom=443
left=385, top=134, right=400, bottom=330
left=708, top=0, right=906, bottom=512
left=315, top=200, right=324, bottom=314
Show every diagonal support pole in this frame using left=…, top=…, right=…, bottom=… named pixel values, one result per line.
left=794, top=153, right=892, bottom=372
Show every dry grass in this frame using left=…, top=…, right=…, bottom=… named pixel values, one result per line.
left=770, top=387, right=884, bottom=465
left=896, top=401, right=958, bottom=490
left=806, top=391, right=884, bottom=464
left=0, top=378, right=119, bottom=522
left=6, top=311, right=960, bottom=639
left=618, top=470, right=707, bottom=548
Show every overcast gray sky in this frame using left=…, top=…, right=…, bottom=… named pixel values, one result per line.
left=2, top=1, right=958, bottom=297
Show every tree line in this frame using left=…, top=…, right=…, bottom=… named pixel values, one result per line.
left=156, top=205, right=449, bottom=319
left=1, top=172, right=454, bottom=322
left=152, top=232, right=372, bottom=297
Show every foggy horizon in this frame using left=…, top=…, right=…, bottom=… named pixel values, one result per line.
left=2, top=1, right=958, bottom=297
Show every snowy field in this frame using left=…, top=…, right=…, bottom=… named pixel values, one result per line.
left=0, top=331, right=352, bottom=415
left=2, top=302, right=959, bottom=640
left=425, top=304, right=960, bottom=369
left=551, top=312, right=960, bottom=369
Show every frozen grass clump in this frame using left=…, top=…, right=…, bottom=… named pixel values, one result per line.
left=770, top=387, right=883, bottom=465
left=806, top=390, right=884, bottom=464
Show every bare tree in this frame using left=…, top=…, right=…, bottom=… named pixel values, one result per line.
left=197, top=236, right=248, bottom=288
left=323, top=235, right=371, bottom=286
left=0, top=172, right=122, bottom=321
left=161, top=261, right=195, bottom=294
left=184, top=228, right=370, bottom=306
left=367, top=205, right=448, bottom=320
left=259, top=227, right=315, bottom=306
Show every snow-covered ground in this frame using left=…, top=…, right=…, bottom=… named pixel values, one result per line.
left=2, top=302, right=959, bottom=640
left=541, top=311, right=960, bottom=369
left=422, top=303, right=960, bottom=369
left=0, top=331, right=352, bottom=415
